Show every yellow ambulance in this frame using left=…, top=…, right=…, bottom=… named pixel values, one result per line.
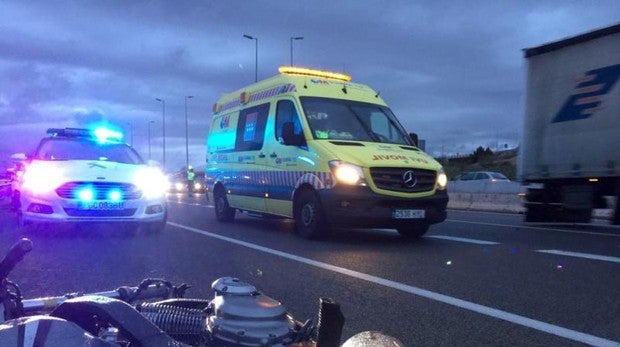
left=206, top=67, right=448, bottom=239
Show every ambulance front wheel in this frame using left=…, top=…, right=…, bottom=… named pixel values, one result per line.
left=396, top=223, right=429, bottom=239
left=294, top=189, right=330, bottom=239
left=214, top=188, right=236, bottom=222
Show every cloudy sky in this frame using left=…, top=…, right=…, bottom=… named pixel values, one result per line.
left=0, top=1, right=618, bottom=171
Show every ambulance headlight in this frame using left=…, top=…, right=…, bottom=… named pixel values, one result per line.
left=134, top=167, right=168, bottom=199
left=329, top=161, right=366, bottom=186
left=436, top=168, right=448, bottom=190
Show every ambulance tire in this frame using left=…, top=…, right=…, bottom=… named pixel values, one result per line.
left=214, top=188, right=235, bottom=222
left=396, top=223, right=429, bottom=239
left=294, top=189, right=329, bottom=239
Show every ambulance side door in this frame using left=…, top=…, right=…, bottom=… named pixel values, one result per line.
left=263, top=99, right=308, bottom=216
left=227, top=103, right=269, bottom=213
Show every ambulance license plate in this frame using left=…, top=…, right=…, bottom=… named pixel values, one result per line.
left=78, top=201, right=125, bottom=210
left=392, top=209, right=425, bottom=219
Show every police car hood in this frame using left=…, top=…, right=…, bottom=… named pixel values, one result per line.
left=320, top=141, right=441, bottom=169
left=32, top=160, right=149, bottom=183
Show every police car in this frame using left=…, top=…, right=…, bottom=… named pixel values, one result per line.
left=15, top=127, right=168, bottom=233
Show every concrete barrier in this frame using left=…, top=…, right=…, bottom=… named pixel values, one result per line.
left=447, top=182, right=614, bottom=218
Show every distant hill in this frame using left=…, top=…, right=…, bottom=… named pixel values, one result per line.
left=435, top=147, right=518, bottom=181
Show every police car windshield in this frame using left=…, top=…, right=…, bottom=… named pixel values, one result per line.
left=300, top=97, right=412, bottom=145
left=34, top=138, right=144, bottom=164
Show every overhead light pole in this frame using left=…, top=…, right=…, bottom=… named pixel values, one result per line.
left=184, top=95, right=194, bottom=169
left=290, top=36, right=303, bottom=66
left=147, top=120, right=155, bottom=161
left=155, top=98, right=166, bottom=171
left=243, top=34, right=258, bottom=82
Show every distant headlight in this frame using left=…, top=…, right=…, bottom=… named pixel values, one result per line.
left=22, top=163, right=65, bottom=194
left=436, top=168, right=448, bottom=190
left=175, top=182, right=186, bottom=191
left=194, top=182, right=202, bottom=190
left=329, top=161, right=366, bottom=186
left=133, top=167, right=168, bottom=199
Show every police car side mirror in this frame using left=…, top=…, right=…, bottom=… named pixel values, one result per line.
left=10, top=153, right=27, bottom=161
left=282, top=122, right=305, bottom=146
left=147, top=159, right=162, bottom=167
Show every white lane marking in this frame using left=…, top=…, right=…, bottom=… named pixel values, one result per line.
left=537, top=250, right=620, bottom=264
left=167, top=200, right=212, bottom=207
left=446, top=219, right=620, bottom=237
left=426, top=235, right=500, bottom=245
left=168, top=221, right=619, bottom=347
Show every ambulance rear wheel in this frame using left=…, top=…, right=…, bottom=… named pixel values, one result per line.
left=214, top=188, right=235, bottom=222
left=294, top=189, right=329, bottom=239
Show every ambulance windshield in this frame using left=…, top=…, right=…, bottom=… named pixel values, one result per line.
left=300, top=97, right=413, bottom=145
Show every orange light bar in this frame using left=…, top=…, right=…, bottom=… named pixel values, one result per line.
left=278, top=66, right=351, bottom=82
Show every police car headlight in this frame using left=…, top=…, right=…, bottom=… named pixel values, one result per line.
left=436, top=168, right=448, bottom=190
left=22, top=163, right=65, bottom=194
left=134, top=167, right=168, bottom=199
left=329, top=161, right=366, bottom=186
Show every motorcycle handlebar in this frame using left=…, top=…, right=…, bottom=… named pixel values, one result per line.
left=20, top=280, right=186, bottom=315
left=0, top=238, right=32, bottom=281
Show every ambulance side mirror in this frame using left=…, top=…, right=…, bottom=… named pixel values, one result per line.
left=409, top=132, right=419, bottom=147
left=282, top=122, right=305, bottom=146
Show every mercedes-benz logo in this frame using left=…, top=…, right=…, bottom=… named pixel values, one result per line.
left=402, top=170, right=417, bottom=188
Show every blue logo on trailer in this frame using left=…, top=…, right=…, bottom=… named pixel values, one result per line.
left=552, top=64, right=620, bottom=123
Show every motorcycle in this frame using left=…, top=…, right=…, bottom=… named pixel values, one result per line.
left=0, top=239, right=402, bottom=347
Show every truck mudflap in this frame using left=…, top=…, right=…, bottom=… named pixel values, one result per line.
left=318, top=186, right=448, bottom=228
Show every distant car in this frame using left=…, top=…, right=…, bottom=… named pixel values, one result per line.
left=168, top=171, right=205, bottom=194
left=452, top=171, right=510, bottom=182
left=14, top=127, right=168, bottom=233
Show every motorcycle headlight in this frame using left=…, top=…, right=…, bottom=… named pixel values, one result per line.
left=329, top=161, right=366, bottom=186
left=133, top=167, right=168, bottom=199
left=436, top=168, right=448, bottom=190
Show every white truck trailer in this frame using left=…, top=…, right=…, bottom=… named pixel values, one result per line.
left=520, top=23, right=620, bottom=224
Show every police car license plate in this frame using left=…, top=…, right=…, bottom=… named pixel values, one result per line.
left=392, top=209, right=425, bottom=219
left=78, top=201, right=125, bottom=210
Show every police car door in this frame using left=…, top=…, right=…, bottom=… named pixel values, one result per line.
left=262, top=99, right=307, bottom=217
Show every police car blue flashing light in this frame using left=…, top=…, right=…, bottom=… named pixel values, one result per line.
left=77, top=188, right=94, bottom=202
left=46, top=127, right=124, bottom=144
left=108, top=190, right=122, bottom=202
left=93, top=127, right=123, bottom=144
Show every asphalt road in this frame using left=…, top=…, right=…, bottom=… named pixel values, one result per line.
left=0, top=194, right=618, bottom=346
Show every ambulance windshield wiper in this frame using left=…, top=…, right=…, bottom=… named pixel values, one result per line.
left=347, top=106, right=381, bottom=142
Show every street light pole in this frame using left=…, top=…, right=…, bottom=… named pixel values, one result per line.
left=155, top=98, right=166, bottom=171
left=243, top=34, right=258, bottom=82
left=290, top=36, right=303, bottom=66
left=184, top=95, right=194, bottom=169
left=147, top=120, right=155, bottom=161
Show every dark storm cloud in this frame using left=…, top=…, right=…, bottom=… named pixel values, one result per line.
left=0, top=0, right=618, bottom=167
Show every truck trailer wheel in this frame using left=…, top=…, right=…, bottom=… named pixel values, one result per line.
left=214, top=188, right=235, bottom=222
left=294, top=189, right=329, bottom=239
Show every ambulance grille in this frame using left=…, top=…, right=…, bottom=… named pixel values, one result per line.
left=56, top=182, right=142, bottom=200
left=369, top=168, right=436, bottom=193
